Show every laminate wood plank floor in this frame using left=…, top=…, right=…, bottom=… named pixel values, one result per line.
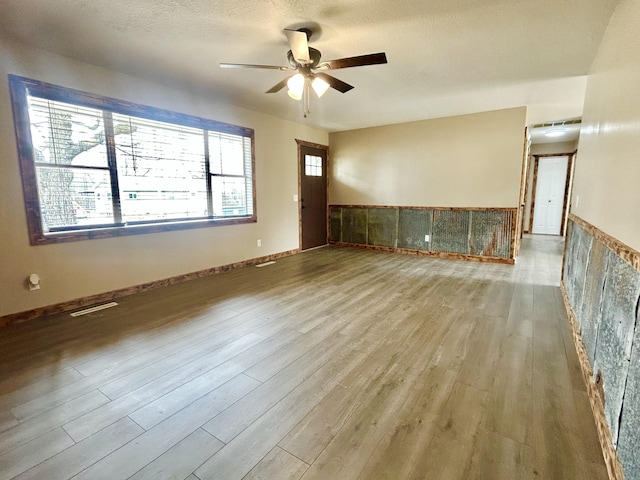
left=0, top=236, right=607, bottom=479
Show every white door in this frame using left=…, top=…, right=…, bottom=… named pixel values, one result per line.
left=532, top=156, right=568, bottom=235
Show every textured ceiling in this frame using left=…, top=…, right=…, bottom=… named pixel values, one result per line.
left=0, top=0, right=619, bottom=132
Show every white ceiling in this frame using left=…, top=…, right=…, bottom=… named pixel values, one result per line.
left=0, top=0, right=619, bottom=133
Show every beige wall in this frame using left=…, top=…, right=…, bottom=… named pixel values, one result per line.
left=329, top=107, right=527, bottom=208
left=571, top=0, right=640, bottom=251
left=0, top=40, right=328, bottom=318
left=523, top=140, right=578, bottom=232
left=530, top=140, right=578, bottom=156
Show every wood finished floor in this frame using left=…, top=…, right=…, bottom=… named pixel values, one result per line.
left=0, top=235, right=607, bottom=480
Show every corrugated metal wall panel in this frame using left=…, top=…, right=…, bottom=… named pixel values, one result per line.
left=618, top=322, right=640, bottom=480
left=341, top=208, right=368, bottom=244
left=431, top=210, right=470, bottom=254
left=367, top=208, right=398, bottom=247
left=329, top=207, right=342, bottom=243
left=398, top=209, right=432, bottom=251
left=593, top=252, right=640, bottom=445
left=331, top=205, right=515, bottom=260
left=469, top=210, right=513, bottom=259
left=564, top=218, right=640, bottom=480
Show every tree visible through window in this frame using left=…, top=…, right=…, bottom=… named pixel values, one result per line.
left=9, top=76, right=256, bottom=244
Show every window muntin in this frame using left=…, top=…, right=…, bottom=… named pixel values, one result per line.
left=9, top=75, right=256, bottom=244
left=305, top=154, right=322, bottom=177
left=28, top=97, right=115, bottom=230
left=208, top=133, right=254, bottom=217
left=111, top=113, right=209, bottom=223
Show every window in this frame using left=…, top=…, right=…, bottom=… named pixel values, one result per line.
left=305, top=155, right=323, bottom=177
left=9, top=75, right=256, bottom=244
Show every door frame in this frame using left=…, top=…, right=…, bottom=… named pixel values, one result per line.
left=296, top=139, right=329, bottom=250
left=515, top=127, right=530, bottom=257
left=529, top=150, right=577, bottom=236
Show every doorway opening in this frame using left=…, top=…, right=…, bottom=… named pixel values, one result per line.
left=529, top=152, right=577, bottom=236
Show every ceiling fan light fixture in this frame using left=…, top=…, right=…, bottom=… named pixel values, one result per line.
left=287, top=89, right=302, bottom=101
left=311, top=76, right=330, bottom=97
left=287, top=73, right=305, bottom=101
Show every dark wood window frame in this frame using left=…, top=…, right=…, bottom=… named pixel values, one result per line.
left=9, top=75, right=257, bottom=245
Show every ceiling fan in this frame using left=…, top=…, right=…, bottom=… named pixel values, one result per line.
left=220, top=28, right=387, bottom=115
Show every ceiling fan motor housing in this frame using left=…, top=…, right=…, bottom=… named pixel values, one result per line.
left=288, top=47, right=322, bottom=68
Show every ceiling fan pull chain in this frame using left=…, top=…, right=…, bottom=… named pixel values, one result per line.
left=303, top=81, right=310, bottom=118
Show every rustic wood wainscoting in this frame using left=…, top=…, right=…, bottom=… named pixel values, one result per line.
left=0, top=236, right=607, bottom=479
left=330, top=205, right=517, bottom=264
left=562, top=213, right=640, bottom=480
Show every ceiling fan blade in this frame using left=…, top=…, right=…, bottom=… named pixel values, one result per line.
left=284, top=29, right=310, bottom=64
left=220, top=63, right=290, bottom=70
left=322, top=52, right=388, bottom=70
left=265, top=75, right=295, bottom=94
left=315, top=73, right=354, bottom=93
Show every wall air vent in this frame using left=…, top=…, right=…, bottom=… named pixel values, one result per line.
left=70, top=302, right=118, bottom=317
left=532, top=119, right=582, bottom=129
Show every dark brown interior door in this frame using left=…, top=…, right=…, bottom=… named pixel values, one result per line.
left=300, top=144, right=327, bottom=250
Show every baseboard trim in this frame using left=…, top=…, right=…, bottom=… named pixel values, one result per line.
left=560, top=281, right=625, bottom=480
left=329, top=242, right=515, bottom=265
left=0, top=248, right=300, bottom=328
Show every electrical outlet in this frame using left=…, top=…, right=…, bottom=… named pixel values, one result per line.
left=257, top=239, right=262, bottom=247
left=424, top=234, right=430, bottom=242
left=293, top=194, right=299, bottom=202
